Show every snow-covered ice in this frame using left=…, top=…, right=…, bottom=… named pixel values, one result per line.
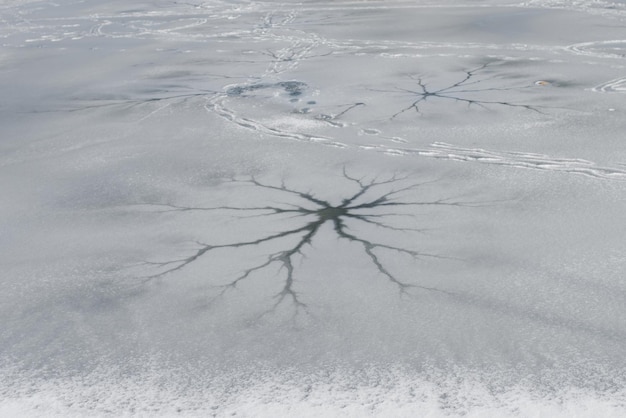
left=1, top=0, right=625, bottom=416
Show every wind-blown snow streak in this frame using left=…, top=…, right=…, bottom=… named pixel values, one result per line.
left=205, top=93, right=347, bottom=148
left=565, top=40, right=626, bottom=59
left=592, top=77, right=626, bottom=92
left=526, top=0, right=626, bottom=18
left=362, top=142, right=626, bottom=180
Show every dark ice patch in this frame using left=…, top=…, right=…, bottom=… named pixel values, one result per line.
left=226, top=81, right=308, bottom=98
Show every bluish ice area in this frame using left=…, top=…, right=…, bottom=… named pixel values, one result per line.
left=1, top=0, right=625, bottom=416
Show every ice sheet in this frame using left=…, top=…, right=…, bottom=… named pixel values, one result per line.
left=1, top=0, right=625, bottom=416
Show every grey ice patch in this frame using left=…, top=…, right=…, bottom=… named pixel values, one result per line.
left=226, top=81, right=308, bottom=97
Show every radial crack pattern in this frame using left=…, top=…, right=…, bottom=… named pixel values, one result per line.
left=377, top=63, right=549, bottom=119
left=138, top=171, right=488, bottom=316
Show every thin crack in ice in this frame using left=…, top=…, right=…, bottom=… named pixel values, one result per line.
left=370, top=62, right=552, bottom=119
left=134, top=171, right=493, bottom=318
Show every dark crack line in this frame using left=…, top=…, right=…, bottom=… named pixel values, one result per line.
left=373, top=63, right=553, bottom=119
left=29, top=90, right=219, bottom=114
left=333, top=102, right=365, bottom=119
left=136, top=172, right=487, bottom=317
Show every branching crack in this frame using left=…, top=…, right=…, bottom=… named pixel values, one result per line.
left=136, top=171, right=489, bottom=317
left=372, top=63, right=551, bottom=119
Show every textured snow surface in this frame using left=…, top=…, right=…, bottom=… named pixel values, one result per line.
left=1, top=0, right=625, bottom=416
left=2, top=366, right=626, bottom=417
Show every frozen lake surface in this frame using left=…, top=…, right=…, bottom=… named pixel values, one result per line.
left=1, top=0, right=626, bottom=416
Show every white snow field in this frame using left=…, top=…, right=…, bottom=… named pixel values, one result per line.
left=1, top=0, right=625, bottom=416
